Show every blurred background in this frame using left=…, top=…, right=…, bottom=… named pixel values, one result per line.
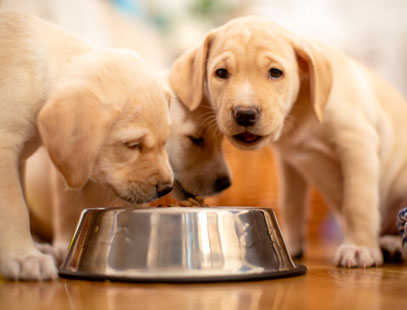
left=1, top=0, right=405, bottom=244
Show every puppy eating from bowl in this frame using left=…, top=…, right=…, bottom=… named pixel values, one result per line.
left=170, top=16, right=407, bottom=268
left=164, top=76, right=231, bottom=200
left=25, top=75, right=231, bottom=263
left=0, top=11, right=173, bottom=280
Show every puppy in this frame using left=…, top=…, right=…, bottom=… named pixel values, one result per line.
left=0, top=11, right=173, bottom=280
left=169, top=16, right=407, bottom=267
left=165, top=78, right=231, bottom=200
left=25, top=76, right=231, bottom=262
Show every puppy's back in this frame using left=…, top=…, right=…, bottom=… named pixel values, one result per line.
left=0, top=12, right=91, bottom=126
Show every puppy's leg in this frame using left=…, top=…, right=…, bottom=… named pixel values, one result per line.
left=278, top=158, right=309, bottom=258
left=0, top=150, right=57, bottom=280
left=334, top=137, right=382, bottom=268
left=51, top=170, right=85, bottom=264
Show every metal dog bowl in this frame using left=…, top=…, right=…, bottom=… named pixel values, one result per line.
left=59, top=207, right=306, bottom=282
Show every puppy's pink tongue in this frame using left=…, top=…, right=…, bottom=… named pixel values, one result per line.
left=242, top=132, right=258, bottom=142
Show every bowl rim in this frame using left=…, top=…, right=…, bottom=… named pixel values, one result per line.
left=79, top=206, right=278, bottom=213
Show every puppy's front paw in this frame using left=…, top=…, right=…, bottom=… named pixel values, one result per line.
left=334, top=243, right=383, bottom=268
left=35, top=242, right=54, bottom=256
left=0, top=251, right=57, bottom=280
left=379, top=235, right=406, bottom=262
left=53, top=242, right=69, bottom=264
left=287, top=244, right=304, bottom=259
left=285, top=235, right=304, bottom=259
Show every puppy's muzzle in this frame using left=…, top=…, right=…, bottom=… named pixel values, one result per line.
left=214, top=176, right=231, bottom=192
left=233, top=106, right=260, bottom=127
left=156, top=182, right=173, bottom=197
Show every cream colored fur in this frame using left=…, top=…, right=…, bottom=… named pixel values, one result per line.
left=169, top=16, right=407, bottom=268
left=0, top=11, right=173, bottom=280
left=25, top=75, right=230, bottom=263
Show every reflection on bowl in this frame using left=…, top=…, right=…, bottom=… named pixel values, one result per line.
left=59, top=207, right=306, bottom=282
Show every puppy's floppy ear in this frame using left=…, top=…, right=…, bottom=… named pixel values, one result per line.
left=38, top=89, right=120, bottom=188
left=169, top=32, right=215, bottom=111
left=292, top=39, right=333, bottom=122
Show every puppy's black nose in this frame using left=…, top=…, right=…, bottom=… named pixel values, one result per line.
left=156, top=183, right=173, bottom=197
left=214, top=176, right=231, bottom=192
left=233, top=106, right=260, bottom=127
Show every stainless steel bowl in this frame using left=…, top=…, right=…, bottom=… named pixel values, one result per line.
left=59, top=207, right=306, bottom=282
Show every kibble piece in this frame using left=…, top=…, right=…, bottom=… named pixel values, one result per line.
left=156, top=197, right=209, bottom=208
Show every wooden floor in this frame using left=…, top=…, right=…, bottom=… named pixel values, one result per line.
left=0, top=240, right=405, bottom=310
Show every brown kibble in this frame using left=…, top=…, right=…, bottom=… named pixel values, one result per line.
left=195, top=196, right=204, bottom=204
left=188, top=198, right=200, bottom=206
left=179, top=199, right=193, bottom=207
left=155, top=196, right=209, bottom=208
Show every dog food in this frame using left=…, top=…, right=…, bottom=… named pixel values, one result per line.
left=157, top=196, right=209, bottom=208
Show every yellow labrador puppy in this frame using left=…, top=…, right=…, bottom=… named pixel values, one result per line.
left=165, top=77, right=231, bottom=200
left=26, top=84, right=231, bottom=262
left=170, top=16, right=407, bottom=267
left=0, top=11, right=173, bottom=280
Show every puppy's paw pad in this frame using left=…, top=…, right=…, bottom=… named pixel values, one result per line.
left=1, top=252, right=57, bottom=280
left=334, top=243, right=383, bottom=268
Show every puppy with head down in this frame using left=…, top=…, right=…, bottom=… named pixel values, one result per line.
left=170, top=16, right=407, bottom=267
left=165, top=80, right=231, bottom=200
left=0, top=11, right=172, bottom=280
left=26, top=74, right=231, bottom=262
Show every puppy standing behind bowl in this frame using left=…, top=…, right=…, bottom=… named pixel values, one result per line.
left=26, top=75, right=231, bottom=262
left=169, top=16, right=407, bottom=268
left=164, top=76, right=231, bottom=200
left=0, top=11, right=173, bottom=280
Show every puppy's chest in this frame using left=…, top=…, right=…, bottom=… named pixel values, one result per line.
left=277, top=134, right=340, bottom=186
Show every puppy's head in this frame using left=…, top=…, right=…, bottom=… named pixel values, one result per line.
left=166, top=95, right=231, bottom=200
left=38, top=50, right=173, bottom=203
left=170, top=16, right=333, bottom=150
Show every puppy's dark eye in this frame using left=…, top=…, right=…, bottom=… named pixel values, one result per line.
left=215, top=68, right=228, bottom=79
left=187, top=136, right=204, bottom=147
left=124, top=141, right=141, bottom=150
left=269, top=68, right=283, bottom=80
